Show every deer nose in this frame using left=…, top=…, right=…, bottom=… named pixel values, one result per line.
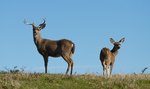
left=33, top=30, right=36, bottom=33
left=118, top=46, right=120, bottom=49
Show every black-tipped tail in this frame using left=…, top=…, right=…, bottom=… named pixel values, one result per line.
left=71, top=43, right=75, bottom=54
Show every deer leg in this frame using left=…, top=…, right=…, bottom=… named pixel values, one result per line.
left=66, top=62, right=71, bottom=75
left=69, top=58, right=74, bottom=75
left=62, top=55, right=71, bottom=75
left=103, top=67, right=106, bottom=76
left=110, top=64, right=114, bottom=77
left=102, top=61, right=106, bottom=76
left=43, top=55, right=48, bottom=73
left=106, top=65, right=109, bottom=77
left=69, top=53, right=74, bottom=75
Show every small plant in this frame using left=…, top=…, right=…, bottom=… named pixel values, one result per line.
left=141, top=67, right=148, bottom=74
left=0, top=70, right=7, bottom=74
left=20, top=66, right=26, bottom=73
left=3, top=66, right=26, bottom=73
left=10, top=66, right=19, bottom=73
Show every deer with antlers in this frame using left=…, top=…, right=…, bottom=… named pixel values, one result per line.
left=24, top=18, right=75, bottom=75
left=100, top=38, right=125, bottom=77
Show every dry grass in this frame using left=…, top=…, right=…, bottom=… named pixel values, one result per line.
left=0, top=73, right=150, bottom=89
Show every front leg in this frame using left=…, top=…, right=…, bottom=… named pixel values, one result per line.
left=43, top=55, right=48, bottom=73
left=110, top=63, right=114, bottom=77
left=106, top=65, right=109, bottom=77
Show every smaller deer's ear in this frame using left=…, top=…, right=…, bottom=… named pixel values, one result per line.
left=110, top=38, right=115, bottom=44
left=119, top=38, right=125, bottom=43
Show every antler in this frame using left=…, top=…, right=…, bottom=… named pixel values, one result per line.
left=24, top=19, right=33, bottom=25
left=24, top=18, right=46, bottom=30
left=43, top=17, right=46, bottom=24
left=39, top=18, right=46, bottom=26
left=38, top=17, right=46, bottom=29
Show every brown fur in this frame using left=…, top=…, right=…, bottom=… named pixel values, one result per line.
left=24, top=18, right=75, bottom=75
left=100, top=38, right=125, bottom=77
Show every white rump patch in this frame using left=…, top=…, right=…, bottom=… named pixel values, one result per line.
left=72, top=44, right=74, bottom=48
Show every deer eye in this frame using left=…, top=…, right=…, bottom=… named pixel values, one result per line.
left=114, top=44, right=118, bottom=46
left=33, top=29, right=38, bottom=31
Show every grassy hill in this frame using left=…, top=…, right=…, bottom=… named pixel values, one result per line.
left=0, top=73, right=150, bottom=89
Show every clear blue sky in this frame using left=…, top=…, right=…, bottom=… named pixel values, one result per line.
left=0, top=0, right=150, bottom=75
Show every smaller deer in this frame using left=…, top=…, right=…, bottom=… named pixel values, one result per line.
left=100, top=38, right=125, bottom=77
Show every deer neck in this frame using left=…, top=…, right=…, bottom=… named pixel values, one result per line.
left=111, top=47, right=119, bottom=57
left=33, top=33, right=43, bottom=48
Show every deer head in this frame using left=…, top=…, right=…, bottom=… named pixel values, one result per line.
left=110, top=38, right=125, bottom=52
left=24, top=18, right=46, bottom=37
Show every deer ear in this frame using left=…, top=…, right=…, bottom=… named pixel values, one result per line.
left=38, top=24, right=46, bottom=30
left=32, top=23, right=36, bottom=28
left=110, top=38, right=115, bottom=44
left=32, top=23, right=35, bottom=26
left=119, top=38, right=125, bottom=43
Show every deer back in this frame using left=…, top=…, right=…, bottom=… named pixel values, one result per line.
left=100, top=48, right=114, bottom=62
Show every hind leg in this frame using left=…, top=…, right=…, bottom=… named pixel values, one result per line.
left=106, top=65, right=109, bottom=77
left=62, top=53, right=72, bottom=75
left=101, top=61, right=106, bottom=76
left=70, top=59, right=74, bottom=75
left=69, top=53, right=74, bottom=75
left=106, top=61, right=111, bottom=77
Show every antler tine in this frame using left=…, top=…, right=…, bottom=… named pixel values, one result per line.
left=42, top=17, right=46, bottom=24
left=43, top=17, right=46, bottom=23
left=38, top=18, right=46, bottom=29
left=24, top=19, right=33, bottom=25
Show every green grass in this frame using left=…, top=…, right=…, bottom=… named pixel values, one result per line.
left=0, top=73, right=150, bottom=89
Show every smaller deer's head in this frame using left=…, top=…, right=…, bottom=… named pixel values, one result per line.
left=24, top=18, right=46, bottom=36
left=110, top=38, right=125, bottom=51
